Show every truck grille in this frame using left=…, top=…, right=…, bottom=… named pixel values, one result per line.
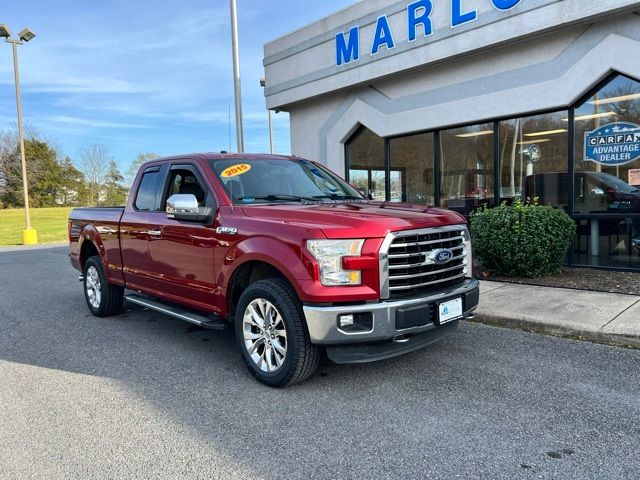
left=385, top=227, right=468, bottom=298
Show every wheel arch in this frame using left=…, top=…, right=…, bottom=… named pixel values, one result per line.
left=79, top=236, right=101, bottom=270
left=226, top=259, right=299, bottom=321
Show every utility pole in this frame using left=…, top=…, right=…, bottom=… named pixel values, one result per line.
left=229, top=0, right=244, bottom=152
left=1, top=25, right=38, bottom=245
left=259, top=78, right=274, bottom=154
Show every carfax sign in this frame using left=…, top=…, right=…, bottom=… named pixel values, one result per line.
left=584, top=122, right=640, bottom=166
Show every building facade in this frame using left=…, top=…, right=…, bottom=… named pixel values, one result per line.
left=264, top=0, right=640, bottom=270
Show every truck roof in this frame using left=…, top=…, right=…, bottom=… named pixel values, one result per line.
left=150, top=153, right=301, bottom=163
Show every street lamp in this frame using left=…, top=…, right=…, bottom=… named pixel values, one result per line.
left=259, top=78, right=274, bottom=154
left=229, top=0, right=244, bottom=153
left=1, top=24, right=37, bottom=245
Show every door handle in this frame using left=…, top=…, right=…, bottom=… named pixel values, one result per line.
left=148, top=230, right=162, bottom=237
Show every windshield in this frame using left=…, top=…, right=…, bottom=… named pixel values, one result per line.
left=210, top=158, right=363, bottom=204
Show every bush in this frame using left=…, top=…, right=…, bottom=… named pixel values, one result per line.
left=471, top=199, right=576, bottom=277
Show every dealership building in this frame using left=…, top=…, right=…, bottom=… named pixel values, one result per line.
left=264, top=0, right=640, bottom=270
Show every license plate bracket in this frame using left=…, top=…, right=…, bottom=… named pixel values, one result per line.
left=437, top=297, right=463, bottom=325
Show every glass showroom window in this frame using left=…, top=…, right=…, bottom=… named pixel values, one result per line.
left=440, top=123, right=494, bottom=216
left=574, top=74, right=640, bottom=214
left=389, top=133, right=435, bottom=204
left=346, top=127, right=386, bottom=201
left=499, top=111, right=569, bottom=209
left=573, top=74, right=640, bottom=267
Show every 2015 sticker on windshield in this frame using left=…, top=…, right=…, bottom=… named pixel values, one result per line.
left=221, top=163, right=252, bottom=178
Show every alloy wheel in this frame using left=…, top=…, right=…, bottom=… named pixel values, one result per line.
left=85, top=266, right=102, bottom=309
left=242, top=298, right=288, bottom=373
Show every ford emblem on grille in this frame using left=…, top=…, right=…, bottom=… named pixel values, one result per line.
left=430, top=248, right=454, bottom=265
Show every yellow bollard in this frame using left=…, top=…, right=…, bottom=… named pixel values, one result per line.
left=22, top=228, right=38, bottom=245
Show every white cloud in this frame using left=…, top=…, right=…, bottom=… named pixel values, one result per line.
left=47, top=116, right=152, bottom=129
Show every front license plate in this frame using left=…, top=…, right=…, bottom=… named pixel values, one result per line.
left=437, top=297, right=463, bottom=325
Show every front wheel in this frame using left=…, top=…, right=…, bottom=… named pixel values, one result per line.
left=235, top=278, right=320, bottom=387
left=83, top=255, right=124, bottom=317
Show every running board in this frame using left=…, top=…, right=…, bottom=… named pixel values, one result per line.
left=125, top=294, right=227, bottom=330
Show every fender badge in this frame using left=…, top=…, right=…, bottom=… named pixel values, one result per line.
left=216, top=226, right=238, bottom=235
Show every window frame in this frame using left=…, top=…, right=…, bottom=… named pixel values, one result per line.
left=571, top=72, right=640, bottom=220
left=345, top=125, right=387, bottom=200
left=159, top=162, right=216, bottom=212
left=133, top=165, right=162, bottom=212
left=343, top=70, right=640, bottom=271
left=345, top=71, right=640, bottom=216
left=388, top=131, right=436, bottom=204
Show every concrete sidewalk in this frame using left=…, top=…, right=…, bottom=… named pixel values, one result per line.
left=474, top=281, right=640, bottom=348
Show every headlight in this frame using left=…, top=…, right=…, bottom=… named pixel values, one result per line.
left=462, top=228, right=473, bottom=278
left=306, top=239, right=364, bottom=286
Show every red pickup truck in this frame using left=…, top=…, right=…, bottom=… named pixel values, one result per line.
left=69, top=154, right=479, bottom=387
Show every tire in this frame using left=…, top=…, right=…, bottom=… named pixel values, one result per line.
left=83, top=255, right=124, bottom=317
left=235, top=278, right=320, bottom=387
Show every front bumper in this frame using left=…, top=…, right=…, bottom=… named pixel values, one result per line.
left=303, top=278, right=479, bottom=361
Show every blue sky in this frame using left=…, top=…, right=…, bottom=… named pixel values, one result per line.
left=0, top=0, right=353, bottom=172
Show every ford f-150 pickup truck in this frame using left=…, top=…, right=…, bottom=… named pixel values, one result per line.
left=69, top=153, right=479, bottom=387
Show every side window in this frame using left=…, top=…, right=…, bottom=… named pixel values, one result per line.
left=168, top=173, right=184, bottom=197
left=164, top=168, right=208, bottom=207
left=135, top=170, right=160, bottom=211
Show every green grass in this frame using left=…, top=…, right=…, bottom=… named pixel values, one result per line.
left=0, top=207, right=73, bottom=246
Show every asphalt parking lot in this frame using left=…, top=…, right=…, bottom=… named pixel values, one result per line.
left=0, top=246, right=639, bottom=479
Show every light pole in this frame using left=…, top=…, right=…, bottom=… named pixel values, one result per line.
left=1, top=24, right=38, bottom=245
left=229, top=0, right=244, bottom=153
left=259, top=78, right=274, bottom=154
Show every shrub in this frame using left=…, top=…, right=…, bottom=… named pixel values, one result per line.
left=470, top=199, right=576, bottom=277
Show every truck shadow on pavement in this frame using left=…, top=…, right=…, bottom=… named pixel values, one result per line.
left=1, top=247, right=639, bottom=479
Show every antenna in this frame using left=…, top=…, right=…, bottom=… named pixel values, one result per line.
left=227, top=108, right=233, bottom=210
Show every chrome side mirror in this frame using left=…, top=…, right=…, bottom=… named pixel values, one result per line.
left=166, top=194, right=199, bottom=221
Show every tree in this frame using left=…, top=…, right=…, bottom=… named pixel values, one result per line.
left=0, top=132, right=22, bottom=207
left=126, top=153, right=161, bottom=186
left=59, top=156, right=89, bottom=206
left=102, top=160, right=128, bottom=206
left=0, top=126, right=97, bottom=208
left=0, top=133, right=64, bottom=208
left=78, top=143, right=112, bottom=206
left=27, top=139, right=63, bottom=207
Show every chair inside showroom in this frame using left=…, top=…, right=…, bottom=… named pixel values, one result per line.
left=575, top=219, right=624, bottom=256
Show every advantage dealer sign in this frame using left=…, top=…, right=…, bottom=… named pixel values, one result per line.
left=585, top=122, right=640, bottom=167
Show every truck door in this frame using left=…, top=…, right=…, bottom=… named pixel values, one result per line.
left=146, top=162, right=219, bottom=314
left=120, top=165, right=165, bottom=293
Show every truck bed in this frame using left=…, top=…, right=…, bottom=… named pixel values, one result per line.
left=68, top=207, right=126, bottom=282
left=69, top=206, right=125, bottom=221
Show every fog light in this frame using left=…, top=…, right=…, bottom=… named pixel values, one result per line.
left=337, top=312, right=374, bottom=333
left=339, top=314, right=355, bottom=328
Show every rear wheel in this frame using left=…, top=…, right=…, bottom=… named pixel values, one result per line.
left=235, top=278, right=320, bottom=387
left=83, top=255, right=124, bottom=317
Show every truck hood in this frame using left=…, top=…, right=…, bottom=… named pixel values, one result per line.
left=241, top=202, right=466, bottom=238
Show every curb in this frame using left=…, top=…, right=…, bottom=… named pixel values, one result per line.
left=469, top=311, right=640, bottom=349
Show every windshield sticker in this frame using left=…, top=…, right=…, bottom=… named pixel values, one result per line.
left=221, top=163, right=252, bottom=178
